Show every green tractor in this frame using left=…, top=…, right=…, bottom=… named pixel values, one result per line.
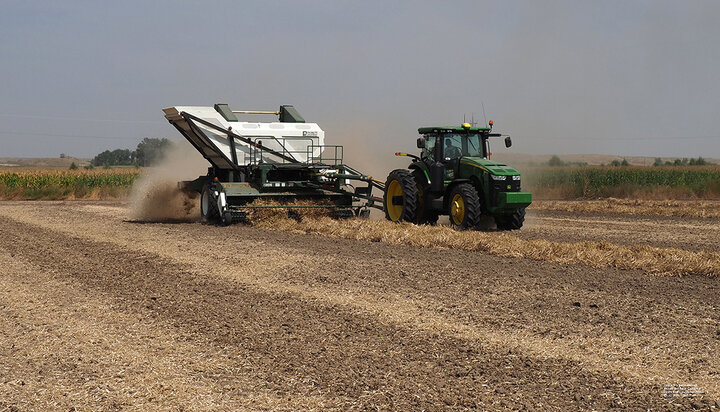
left=384, top=121, right=532, bottom=230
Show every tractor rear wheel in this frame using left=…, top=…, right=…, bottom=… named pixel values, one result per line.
left=413, top=170, right=439, bottom=225
left=384, top=169, right=418, bottom=223
left=448, top=183, right=481, bottom=229
left=201, top=183, right=220, bottom=224
left=495, top=208, right=526, bottom=230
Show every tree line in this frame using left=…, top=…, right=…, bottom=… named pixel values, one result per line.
left=653, top=157, right=712, bottom=166
left=92, top=138, right=171, bottom=167
left=547, top=155, right=713, bottom=167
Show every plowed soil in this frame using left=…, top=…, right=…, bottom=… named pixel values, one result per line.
left=0, top=201, right=718, bottom=410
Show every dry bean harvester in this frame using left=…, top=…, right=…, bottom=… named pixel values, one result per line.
left=164, top=104, right=385, bottom=224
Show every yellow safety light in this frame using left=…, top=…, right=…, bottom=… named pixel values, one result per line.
left=462, top=122, right=471, bottom=129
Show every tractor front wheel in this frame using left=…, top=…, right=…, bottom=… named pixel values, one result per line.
left=495, top=208, right=526, bottom=230
left=383, top=169, right=418, bottom=223
left=448, top=183, right=481, bottom=230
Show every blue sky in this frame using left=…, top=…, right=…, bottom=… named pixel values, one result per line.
left=1, top=1, right=719, bottom=161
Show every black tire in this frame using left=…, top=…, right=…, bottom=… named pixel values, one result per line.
left=200, top=183, right=220, bottom=224
left=221, top=211, right=233, bottom=226
left=356, top=209, right=371, bottom=219
left=447, top=183, right=481, bottom=230
left=412, top=170, right=438, bottom=225
left=383, top=169, right=418, bottom=223
left=496, top=208, right=526, bottom=230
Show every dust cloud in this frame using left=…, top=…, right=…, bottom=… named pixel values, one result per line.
left=129, top=142, right=208, bottom=221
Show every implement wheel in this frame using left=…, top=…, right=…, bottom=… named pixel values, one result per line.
left=496, top=208, right=526, bottom=230
left=448, top=183, right=481, bottom=230
left=383, top=169, right=418, bottom=223
left=201, top=183, right=220, bottom=224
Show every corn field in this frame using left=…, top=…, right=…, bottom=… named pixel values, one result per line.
left=0, top=169, right=141, bottom=199
left=523, top=166, right=720, bottom=199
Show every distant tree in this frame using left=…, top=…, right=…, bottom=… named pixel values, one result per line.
left=673, top=159, right=683, bottom=166
left=547, top=155, right=565, bottom=167
left=84, top=164, right=94, bottom=170
left=135, top=138, right=171, bottom=167
left=60, top=153, right=67, bottom=159
left=621, top=158, right=629, bottom=166
left=653, top=157, right=663, bottom=166
left=69, top=162, right=78, bottom=170
left=90, top=138, right=172, bottom=168
left=92, top=148, right=133, bottom=166
left=610, top=159, right=622, bottom=167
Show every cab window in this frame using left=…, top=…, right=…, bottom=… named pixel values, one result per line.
left=443, top=133, right=463, bottom=160
left=422, top=135, right=436, bottom=161
left=466, top=133, right=485, bottom=157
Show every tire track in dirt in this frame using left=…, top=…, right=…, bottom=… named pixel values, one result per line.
left=0, top=202, right=718, bottom=409
left=13, top=203, right=720, bottom=379
left=0, top=251, right=331, bottom=410
left=1, top=216, right=688, bottom=410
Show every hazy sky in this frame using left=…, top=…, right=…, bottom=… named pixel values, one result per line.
left=1, top=1, right=719, bottom=162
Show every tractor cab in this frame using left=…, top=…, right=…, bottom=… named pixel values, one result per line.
left=415, top=122, right=514, bottom=182
left=417, top=123, right=502, bottom=180
left=417, top=122, right=511, bottom=160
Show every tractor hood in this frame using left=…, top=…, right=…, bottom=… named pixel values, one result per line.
left=459, top=157, right=520, bottom=176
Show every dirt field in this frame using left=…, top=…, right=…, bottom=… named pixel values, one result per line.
left=0, top=201, right=718, bottom=410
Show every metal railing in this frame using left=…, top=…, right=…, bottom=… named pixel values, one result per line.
left=306, top=144, right=344, bottom=165
left=244, top=138, right=344, bottom=166
left=245, top=136, right=315, bottom=164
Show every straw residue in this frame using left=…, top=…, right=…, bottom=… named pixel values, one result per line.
left=253, top=216, right=720, bottom=277
left=243, top=199, right=338, bottom=224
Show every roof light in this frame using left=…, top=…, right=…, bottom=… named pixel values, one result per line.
left=462, top=122, right=471, bottom=129
left=488, top=120, right=494, bottom=126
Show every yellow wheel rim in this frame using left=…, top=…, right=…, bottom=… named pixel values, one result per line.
left=386, top=180, right=404, bottom=221
left=450, top=193, right=465, bottom=225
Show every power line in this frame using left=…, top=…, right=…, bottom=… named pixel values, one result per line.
left=0, top=113, right=163, bottom=124
left=0, top=130, right=141, bottom=140
left=522, top=135, right=720, bottom=141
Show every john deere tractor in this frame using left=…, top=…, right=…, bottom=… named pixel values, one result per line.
left=384, top=121, right=532, bottom=230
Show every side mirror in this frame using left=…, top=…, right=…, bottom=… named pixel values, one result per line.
left=416, top=138, right=426, bottom=149
left=504, top=136, right=512, bottom=148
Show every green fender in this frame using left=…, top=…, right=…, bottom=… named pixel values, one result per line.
left=408, top=161, right=430, bottom=184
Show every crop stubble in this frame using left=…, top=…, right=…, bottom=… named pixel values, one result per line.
left=0, top=202, right=718, bottom=410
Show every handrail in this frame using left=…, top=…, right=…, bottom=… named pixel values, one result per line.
left=231, top=110, right=280, bottom=115
left=248, top=137, right=315, bottom=164
left=306, top=144, right=343, bottom=165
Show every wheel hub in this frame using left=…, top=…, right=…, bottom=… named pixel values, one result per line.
left=451, top=193, right=465, bottom=225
